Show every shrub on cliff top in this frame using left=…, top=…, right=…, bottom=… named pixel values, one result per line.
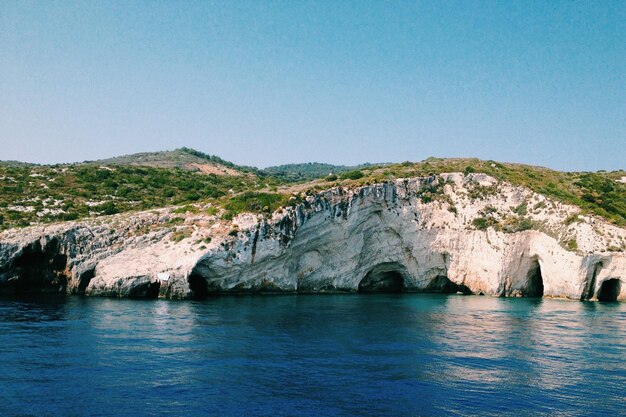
left=340, top=170, right=364, bottom=180
left=472, top=217, right=491, bottom=230
left=566, top=238, right=578, bottom=252
left=501, top=216, right=534, bottom=233
left=223, top=192, right=291, bottom=216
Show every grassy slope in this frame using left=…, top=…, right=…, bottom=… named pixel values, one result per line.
left=0, top=155, right=624, bottom=230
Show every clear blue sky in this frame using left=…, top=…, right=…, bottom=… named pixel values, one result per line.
left=1, top=1, right=624, bottom=171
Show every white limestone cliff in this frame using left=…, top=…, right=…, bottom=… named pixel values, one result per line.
left=1, top=173, right=624, bottom=301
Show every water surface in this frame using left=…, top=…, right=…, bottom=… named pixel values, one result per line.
left=1, top=294, right=625, bottom=416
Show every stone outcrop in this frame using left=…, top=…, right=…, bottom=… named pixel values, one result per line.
left=1, top=173, right=624, bottom=301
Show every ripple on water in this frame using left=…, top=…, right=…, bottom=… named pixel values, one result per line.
left=0, top=294, right=625, bottom=417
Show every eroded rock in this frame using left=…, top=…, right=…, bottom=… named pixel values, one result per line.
left=0, top=174, right=624, bottom=301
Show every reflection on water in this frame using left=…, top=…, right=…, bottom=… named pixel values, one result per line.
left=0, top=294, right=625, bottom=417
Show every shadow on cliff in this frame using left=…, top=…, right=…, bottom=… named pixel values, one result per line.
left=0, top=239, right=68, bottom=295
left=357, top=262, right=472, bottom=295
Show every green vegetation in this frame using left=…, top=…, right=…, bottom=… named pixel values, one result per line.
left=172, top=205, right=199, bottom=214
left=467, top=184, right=499, bottom=200
left=263, top=162, right=381, bottom=182
left=222, top=192, right=293, bottom=218
left=416, top=178, right=448, bottom=204
left=500, top=216, right=534, bottom=233
left=564, top=213, right=582, bottom=225
left=471, top=211, right=535, bottom=233
left=167, top=217, right=185, bottom=225
left=175, top=147, right=261, bottom=175
left=0, top=152, right=624, bottom=231
left=513, top=203, right=528, bottom=216
left=93, top=147, right=262, bottom=175
left=566, top=238, right=579, bottom=252
left=472, top=217, right=492, bottom=230
left=170, top=227, right=193, bottom=243
left=339, top=170, right=364, bottom=180
left=0, top=163, right=265, bottom=229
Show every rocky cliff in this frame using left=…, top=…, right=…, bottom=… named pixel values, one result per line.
left=1, top=173, right=624, bottom=301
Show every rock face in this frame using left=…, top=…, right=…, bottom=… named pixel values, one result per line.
left=1, top=173, right=625, bottom=301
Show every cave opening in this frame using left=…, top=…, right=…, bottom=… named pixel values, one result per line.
left=597, top=279, right=621, bottom=302
left=523, top=260, right=544, bottom=298
left=188, top=273, right=209, bottom=299
left=128, top=281, right=160, bottom=299
left=9, top=240, right=68, bottom=293
left=77, top=267, right=95, bottom=294
left=358, top=264, right=405, bottom=293
left=425, top=275, right=472, bottom=294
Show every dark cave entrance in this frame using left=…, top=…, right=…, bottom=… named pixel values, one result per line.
left=76, top=267, right=95, bottom=294
left=425, top=275, right=472, bottom=295
left=128, top=281, right=160, bottom=299
left=523, top=259, right=544, bottom=298
left=188, top=273, right=209, bottom=299
left=597, top=279, right=621, bottom=302
left=358, top=264, right=405, bottom=293
left=7, top=239, right=68, bottom=294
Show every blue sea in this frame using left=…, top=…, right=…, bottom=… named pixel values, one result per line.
left=1, top=294, right=625, bottom=416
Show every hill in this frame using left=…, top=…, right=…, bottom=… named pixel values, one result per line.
left=0, top=152, right=624, bottom=230
left=90, top=147, right=260, bottom=176
left=0, top=152, right=274, bottom=229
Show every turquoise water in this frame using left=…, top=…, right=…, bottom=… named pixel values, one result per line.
left=1, top=294, right=625, bottom=416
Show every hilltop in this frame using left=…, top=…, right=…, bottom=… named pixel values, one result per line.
left=88, top=147, right=260, bottom=176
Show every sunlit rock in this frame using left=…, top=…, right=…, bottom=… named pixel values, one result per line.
left=0, top=174, right=624, bottom=300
